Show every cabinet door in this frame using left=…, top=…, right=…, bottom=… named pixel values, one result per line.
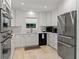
left=31, top=34, right=38, bottom=46
left=23, top=34, right=38, bottom=47
left=14, top=35, right=20, bottom=47
left=26, top=35, right=33, bottom=46
left=14, top=35, right=25, bottom=48
left=47, top=33, right=57, bottom=49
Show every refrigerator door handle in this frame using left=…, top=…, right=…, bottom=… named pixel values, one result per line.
left=58, top=35, right=72, bottom=39
left=58, top=41, right=73, bottom=48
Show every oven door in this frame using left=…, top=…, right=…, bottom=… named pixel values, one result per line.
left=0, top=9, right=11, bottom=32
left=2, top=37, right=11, bottom=59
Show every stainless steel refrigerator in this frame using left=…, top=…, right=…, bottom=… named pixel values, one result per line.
left=57, top=11, right=77, bottom=59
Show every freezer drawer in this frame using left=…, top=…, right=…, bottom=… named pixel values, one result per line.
left=58, top=35, right=76, bottom=46
left=58, top=41, right=76, bottom=59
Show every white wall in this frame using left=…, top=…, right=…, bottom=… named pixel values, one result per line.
left=57, top=0, right=76, bottom=15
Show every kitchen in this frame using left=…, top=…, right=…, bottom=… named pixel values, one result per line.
left=0, top=0, right=78, bottom=59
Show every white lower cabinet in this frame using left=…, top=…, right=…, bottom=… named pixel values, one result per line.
left=14, top=35, right=23, bottom=47
left=13, top=34, right=38, bottom=48
left=47, top=33, right=57, bottom=50
left=25, top=34, right=38, bottom=47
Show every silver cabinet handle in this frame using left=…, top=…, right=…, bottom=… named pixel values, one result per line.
left=58, top=41, right=73, bottom=48
left=58, top=35, right=72, bottom=39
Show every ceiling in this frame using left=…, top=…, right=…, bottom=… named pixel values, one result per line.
left=12, top=0, right=65, bottom=12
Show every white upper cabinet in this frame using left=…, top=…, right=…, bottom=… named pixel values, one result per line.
left=38, top=12, right=47, bottom=26
left=46, top=12, right=52, bottom=26
left=38, top=12, right=52, bottom=26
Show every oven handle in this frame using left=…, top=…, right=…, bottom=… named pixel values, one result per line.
left=1, top=35, right=13, bottom=43
left=58, top=41, right=73, bottom=48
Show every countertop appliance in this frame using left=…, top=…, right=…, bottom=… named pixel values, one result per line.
left=46, top=26, right=53, bottom=32
left=45, top=26, right=57, bottom=33
left=57, top=11, right=77, bottom=59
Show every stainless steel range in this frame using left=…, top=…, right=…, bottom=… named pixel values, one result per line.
left=57, top=11, right=77, bottom=59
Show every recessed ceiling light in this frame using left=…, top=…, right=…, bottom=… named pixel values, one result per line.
left=21, top=2, right=24, bottom=5
left=28, top=11, right=35, bottom=15
left=44, top=6, right=47, bottom=8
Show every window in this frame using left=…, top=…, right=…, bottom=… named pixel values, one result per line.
left=26, top=23, right=36, bottom=28
left=25, top=18, right=37, bottom=28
